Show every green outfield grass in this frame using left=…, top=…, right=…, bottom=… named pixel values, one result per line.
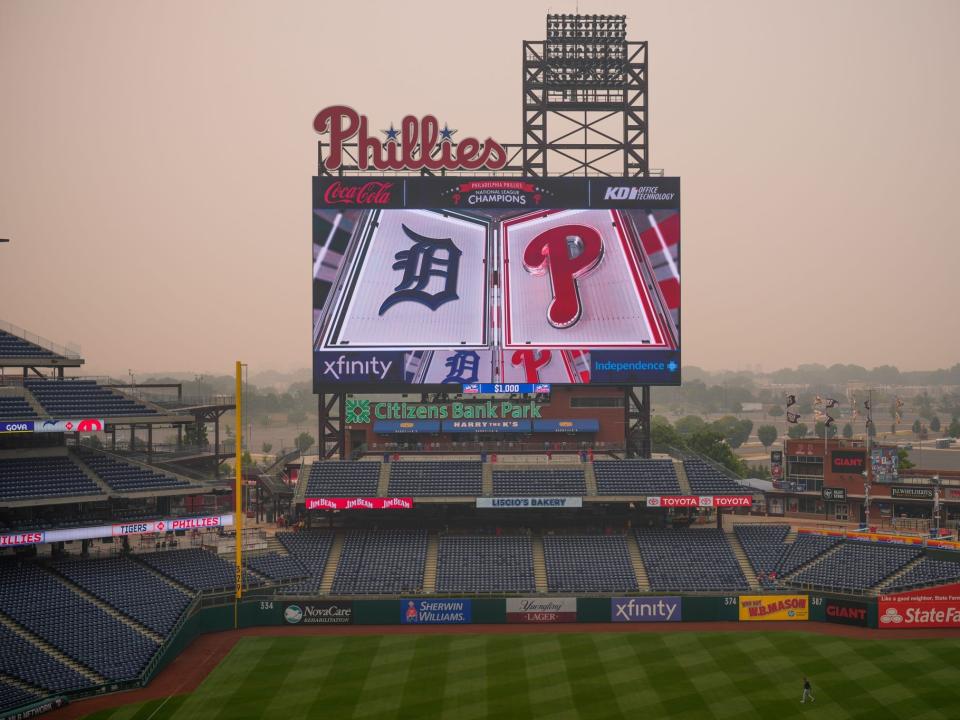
left=82, top=632, right=960, bottom=719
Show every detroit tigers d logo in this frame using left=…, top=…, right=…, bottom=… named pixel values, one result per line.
left=522, top=224, right=603, bottom=328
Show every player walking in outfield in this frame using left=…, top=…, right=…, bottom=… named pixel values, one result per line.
left=801, top=677, right=815, bottom=704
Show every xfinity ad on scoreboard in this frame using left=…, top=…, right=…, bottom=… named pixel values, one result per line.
left=313, top=176, right=680, bottom=391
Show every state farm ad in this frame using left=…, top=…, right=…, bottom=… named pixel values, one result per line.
left=879, top=583, right=960, bottom=629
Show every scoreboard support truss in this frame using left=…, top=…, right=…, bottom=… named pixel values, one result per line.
left=318, top=393, right=346, bottom=460
left=625, top=386, right=652, bottom=458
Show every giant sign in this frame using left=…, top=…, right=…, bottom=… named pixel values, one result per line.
left=831, top=450, right=866, bottom=474
left=313, top=177, right=680, bottom=391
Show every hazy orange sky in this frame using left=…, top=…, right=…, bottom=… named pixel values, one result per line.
left=1, top=0, right=958, bottom=377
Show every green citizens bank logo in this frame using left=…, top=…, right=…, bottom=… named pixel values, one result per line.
left=345, top=399, right=371, bottom=424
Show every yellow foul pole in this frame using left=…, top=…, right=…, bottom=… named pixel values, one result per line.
left=234, top=360, right=243, bottom=627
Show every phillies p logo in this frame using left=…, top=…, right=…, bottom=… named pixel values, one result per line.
left=522, top=225, right=603, bottom=328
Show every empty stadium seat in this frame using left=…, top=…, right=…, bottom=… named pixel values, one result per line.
left=331, top=530, right=427, bottom=595
left=0, top=680, right=39, bottom=714
left=0, top=330, right=60, bottom=359
left=775, top=534, right=841, bottom=576
left=789, top=541, right=922, bottom=592
left=389, top=461, right=482, bottom=496
left=246, top=553, right=308, bottom=583
left=682, top=459, right=751, bottom=495
left=0, top=456, right=103, bottom=501
left=0, top=624, right=92, bottom=694
left=73, top=448, right=194, bottom=493
left=0, top=561, right=158, bottom=682
left=0, top=395, right=38, bottom=420
left=492, top=469, right=586, bottom=496
left=436, top=535, right=535, bottom=593
left=594, top=459, right=681, bottom=495
left=543, top=535, right=638, bottom=592
left=636, top=528, right=749, bottom=592
left=276, top=531, right=335, bottom=595
left=54, top=556, right=192, bottom=636
left=24, top=380, right=156, bottom=417
left=734, top=524, right=789, bottom=587
left=137, top=548, right=261, bottom=593
left=884, top=556, right=960, bottom=593
left=306, top=462, right=380, bottom=497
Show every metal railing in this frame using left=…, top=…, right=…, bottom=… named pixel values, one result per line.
left=0, top=319, right=81, bottom=359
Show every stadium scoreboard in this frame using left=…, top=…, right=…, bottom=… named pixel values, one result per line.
left=313, top=176, right=680, bottom=392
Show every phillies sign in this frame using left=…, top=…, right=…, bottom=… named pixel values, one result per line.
left=305, top=497, right=414, bottom=511
left=314, top=106, right=507, bottom=172
left=646, top=495, right=753, bottom=508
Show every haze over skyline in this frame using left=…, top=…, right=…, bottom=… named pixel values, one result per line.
left=1, top=0, right=958, bottom=378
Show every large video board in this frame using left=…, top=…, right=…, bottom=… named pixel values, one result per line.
left=313, top=177, right=680, bottom=391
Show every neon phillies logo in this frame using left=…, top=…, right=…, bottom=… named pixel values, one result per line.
left=314, top=106, right=507, bottom=172
left=523, top=224, right=604, bottom=328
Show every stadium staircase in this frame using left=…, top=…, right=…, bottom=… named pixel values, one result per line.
left=318, top=531, right=345, bottom=595
left=132, top=558, right=195, bottom=597
left=422, top=534, right=439, bottom=593
left=673, top=460, right=692, bottom=495
left=293, top=461, right=309, bottom=505
left=0, top=613, right=105, bottom=685
left=0, top=673, right=42, bottom=700
left=725, top=528, right=761, bottom=590
left=46, top=570, right=164, bottom=644
left=583, top=464, right=598, bottom=496
left=531, top=535, right=548, bottom=593
left=377, top=463, right=391, bottom=496
left=781, top=542, right=846, bottom=583
left=1, top=386, right=45, bottom=418
left=71, top=458, right=113, bottom=497
left=481, top=463, right=493, bottom=496
left=785, top=527, right=798, bottom=544
left=876, top=555, right=927, bottom=595
left=627, top=535, right=650, bottom=591
left=266, top=535, right=290, bottom=556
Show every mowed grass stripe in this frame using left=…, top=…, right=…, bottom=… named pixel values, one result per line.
left=80, top=633, right=960, bottom=720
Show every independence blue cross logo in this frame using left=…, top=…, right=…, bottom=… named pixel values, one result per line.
left=378, top=224, right=462, bottom=315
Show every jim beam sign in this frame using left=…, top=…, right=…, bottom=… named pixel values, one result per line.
left=314, top=106, right=507, bottom=172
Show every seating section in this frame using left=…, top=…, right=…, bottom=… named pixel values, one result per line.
left=73, top=449, right=193, bottom=493
left=884, top=557, right=960, bottom=592
left=775, top=534, right=841, bottom=576
left=0, top=395, right=37, bottom=420
left=276, top=532, right=335, bottom=595
left=138, top=549, right=261, bottom=593
left=683, top=459, right=749, bottom=494
left=0, top=624, right=92, bottom=693
left=0, top=330, right=60, bottom=359
left=0, top=456, right=102, bottom=501
left=306, top=462, right=380, bottom=497
left=636, top=529, right=749, bottom=592
left=54, top=557, right=192, bottom=636
left=332, top=530, right=427, bottom=594
left=436, top=535, right=535, bottom=593
left=734, top=524, right=790, bottom=587
left=543, top=535, right=637, bottom=592
left=492, top=469, right=586, bottom=496
left=0, top=561, right=158, bottom=681
left=246, top=553, right=308, bottom=583
left=594, top=460, right=681, bottom=495
left=389, top=461, right=482, bottom=496
left=790, top=541, right=922, bottom=592
left=24, top=380, right=156, bottom=417
left=0, top=681, right=38, bottom=714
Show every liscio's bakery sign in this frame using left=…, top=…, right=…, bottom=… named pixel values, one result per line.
left=314, top=106, right=508, bottom=172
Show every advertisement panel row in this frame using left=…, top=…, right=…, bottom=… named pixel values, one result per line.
left=0, top=418, right=105, bottom=434
left=305, top=498, right=414, bottom=511
left=506, top=598, right=577, bottom=623
left=739, top=595, right=809, bottom=621
left=0, top=514, right=234, bottom=548
left=646, top=495, right=753, bottom=508
left=475, top=497, right=582, bottom=509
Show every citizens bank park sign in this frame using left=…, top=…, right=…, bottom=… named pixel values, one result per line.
left=646, top=495, right=753, bottom=508
left=0, top=514, right=234, bottom=548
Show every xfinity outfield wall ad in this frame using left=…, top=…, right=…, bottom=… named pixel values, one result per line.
left=313, top=176, right=680, bottom=391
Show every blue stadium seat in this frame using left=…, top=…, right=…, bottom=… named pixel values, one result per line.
left=492, top=469, right=586, bottom=496
left=24, top=380, right=156, bottom=418
left=331, top=530, right=427, bottom=595
left=389, top=461, right=482, bottom=496
left=306, top=462, right=380, bottom=497
left=543, top=535, right=637, bottom=592
left=436, top=535, right=535, bottom=593
left=636, top=528, right=749, bottom=592
left=594, top=459, right=681, bottom=495
left=0, top=456, right=103, bottom=501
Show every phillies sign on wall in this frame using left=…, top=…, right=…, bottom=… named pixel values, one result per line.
left=314, top=106, right=507, bottom=172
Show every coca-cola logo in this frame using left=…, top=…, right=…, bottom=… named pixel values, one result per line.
left=314, top=105, right=507, bottom=172
left=323, top=180, right=394, bottom=206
